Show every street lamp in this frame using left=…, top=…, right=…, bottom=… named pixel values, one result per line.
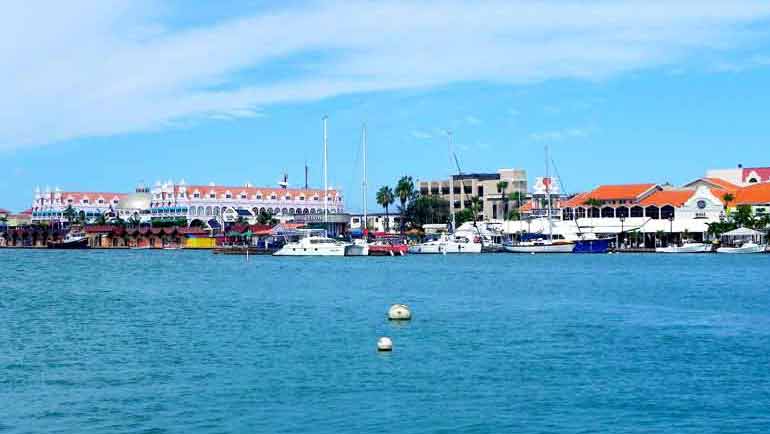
left=619, top=216, right=626, bottom=250
left=668, top=215, right=674, bottom=246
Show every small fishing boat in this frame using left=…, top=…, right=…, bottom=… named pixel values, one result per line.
left=47, top=232, right=88, bottom=249
left=368, top=239, right=408, bottom=256
left=716, top=228, right=767, bottom=254
left=716, top=242, right=766, bottom=254
left=656, top=241, right=712, bottom=253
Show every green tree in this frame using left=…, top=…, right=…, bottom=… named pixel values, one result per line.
left=455, top=208, right=475, bottom=226
left=375, top=185, right=395, bottom=232
left=94, top=213, right=107, bottom=225
left=733, top=204, right=755, bottom=228
left=508, top=191, right=525, bottom=221
left=496, top=181, right=509, bottom=219
left=63, top=205, right=77, bottom=225
left=405, top=196, right=449, bottom=228
left=256, top=209, right=277, bottom=226
left=583, top=198, right=602, bottom=208
left=394, top=176, right=415, bottom=233
left=469, top=196, right=483, bottom=224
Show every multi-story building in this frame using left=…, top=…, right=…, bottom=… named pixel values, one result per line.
left=417, top=168, right=527, bottom=221
left=28, top=180, right=345, bottom=226
left=31, top=187, right=127, bottom=223
left=149, top=180, right=344, bottom=224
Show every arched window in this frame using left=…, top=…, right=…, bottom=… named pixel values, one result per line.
left=289, top=208, right=295, bottom=214
left=589, top=207, right=600, bottom=218
left=303, top=208, right=309, bottom=214
left=562, top=208, right=574, bottom=220
left=198, top=206, right=204, bottom=216
left=205, top=206, right=212, bottom=216
left=281, top=208, right=288, bottom=214
left=259, top=207, right=266, bottom=213
left=310, top=208, right=316, bottom=214
left=630, top=206, right=644, bottom=218
left=274, top=208, right=280, bottom=214
left=601, top=207, right=615, bottom=218
left=576, top=207, right=586, bottom=219
left=645, top=206, right=659, bottom=219
left=214, top=207, right=220, bottom=216
left=616, top=206, right=630, bottom=218
left=661, top=205, right=675, bottom=220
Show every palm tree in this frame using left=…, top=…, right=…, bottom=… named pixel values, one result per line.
left=722, top=193, right=735, bottom=215
left=496, top=181, right=509, bottom=219
left=469, top=196, right=483, bottom=224
left=95, top=213, right=107, bottom=225
left=394, top=176, right=415, bottom=233
left=375, top=186, right=395, bottom=232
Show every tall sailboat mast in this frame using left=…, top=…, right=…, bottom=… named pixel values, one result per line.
left=447, top=130, right=456, bottom=232
left=362, top=123, right=368, bottom=232
left=323, top=116, right=329, bottom=225
left=545, top=144, right=553, bottom=242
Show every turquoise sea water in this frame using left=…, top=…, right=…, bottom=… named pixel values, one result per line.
left=2, top=250, right=770, bottom=433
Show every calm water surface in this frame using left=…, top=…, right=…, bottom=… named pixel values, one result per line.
left=2, top=250, right=770, bottom=433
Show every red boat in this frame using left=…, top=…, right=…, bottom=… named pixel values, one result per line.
left=367, top=235, right=408, bottom=256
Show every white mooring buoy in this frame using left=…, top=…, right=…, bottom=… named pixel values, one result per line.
left=377, top=336, right=393, bottom=351
left=388, top=304, right=412, bottom=321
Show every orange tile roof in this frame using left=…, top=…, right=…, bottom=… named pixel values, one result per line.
left=561, top=192, right=592, bottom=208
left=703, top=177, right=740, bottom=191
left=639, top=190, right=694, bottom=207
left=184, top=185, right=339, bottom=198
left=519, top=201, right=533, bottom=212
left=734, top=182, right=770, bottom=205
left=586, top=183, right=658, bottom=200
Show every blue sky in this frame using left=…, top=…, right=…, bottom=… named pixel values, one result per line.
left=2, top=1, right=770, bottom=212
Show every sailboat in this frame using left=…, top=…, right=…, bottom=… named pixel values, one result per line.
left=504, top=145, right=576, bottom=253
left=274, top=116, right=351, bottom=257
left=345, top=124, right=370, bottom=256
left=408, top=130, right=482, bottom=254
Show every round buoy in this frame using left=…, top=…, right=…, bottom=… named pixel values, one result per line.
left=530, top=252, right=535, bottom=255
left=388, top=304, right=412, bottom=321
left=377, top=336, right=393, bottom=351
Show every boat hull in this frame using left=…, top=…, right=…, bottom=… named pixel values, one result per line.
left=504, top=243, right=575, bottom=253
left=344, top=244, right=369, bottom=256
left=273, top=245, right=347, bottom=256
left=573, top=239, right=612, bottom=254
left=408, top=242, right=482, bottom=254
left=656, top=243, right=712, bottom=253
left=368, top=245, right=408, bottom=256
left=47, top=239, right=89, bottom=249
left=716, top=243, right=766, bottom=254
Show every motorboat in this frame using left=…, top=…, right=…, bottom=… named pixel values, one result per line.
left=716, top=242, right=766, bottom=254
left=656, top=241, right=712, bottom=253
left=273, top=235, right=349, bottom=256
left=344, top=238, right=370, bottom=256
left=408, top=234, right=482, bottom=254
left=47, top=232, right=88, bottom=249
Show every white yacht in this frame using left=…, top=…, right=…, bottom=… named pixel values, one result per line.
left=408, top=234, right=482, bottom=254
left=274, top=235, right=349, bottom=256
left=656, top=241, right=712, bottom=253
left=716, top=242, right=766, bottom=254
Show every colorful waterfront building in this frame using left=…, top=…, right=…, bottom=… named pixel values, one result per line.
left=148, top=180, right=344, bottom=225
left=30, top=187, right=127, bottom=223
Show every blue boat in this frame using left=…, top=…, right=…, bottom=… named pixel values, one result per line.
left=573, top=238, right=612, bottom=254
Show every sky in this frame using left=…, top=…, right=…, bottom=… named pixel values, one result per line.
left=2, top=0, right=770, bottom=212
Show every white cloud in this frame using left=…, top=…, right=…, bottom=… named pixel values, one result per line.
left=530, top=128, right=590, bottom=142
left=2, top=0, right=770, bottom=149
left=411, top=130, right=432, bottom=139
left=465, top=115, right=482, bottom=125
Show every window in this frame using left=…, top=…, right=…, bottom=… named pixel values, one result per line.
left=98, top=199, right=104, bottom=204
left=209, top=193, right=215, bottom=199
left=225, top=193, right=232, bottom=199
left=194, top=193, right=200, bottom=198
left=271, top=194, right=277, bottom=200
left=83, top=199, right=89, bottom=204
left=240, top=194, right=246, bottom=199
